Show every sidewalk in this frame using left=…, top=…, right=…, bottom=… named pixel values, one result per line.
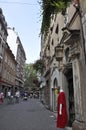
left=1, top=99, right=72, bottom=130
left=53, top=112, right=72, bottom=130
left=42, top=103, right=72, bottom=130
left=0, top=97, right=22, bottom=106
left=0, top=98, right=7, bottom=108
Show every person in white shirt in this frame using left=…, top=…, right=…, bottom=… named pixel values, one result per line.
left=7, top=90, right=11, bottom=104
left=15, top=90, right=20, bottom=103
left=7, top=91, right=11, bottom=97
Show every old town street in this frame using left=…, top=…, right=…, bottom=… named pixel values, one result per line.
left=0, top=98, right=59, bottom=130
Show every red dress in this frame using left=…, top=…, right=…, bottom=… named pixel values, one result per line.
left=57, top=91, right=68, bottom=128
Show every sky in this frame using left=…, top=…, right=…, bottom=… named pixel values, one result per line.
left=0, top=0, right=42, bottom=63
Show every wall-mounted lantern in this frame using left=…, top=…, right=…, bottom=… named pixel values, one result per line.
left=55, top=45, right=63, bottom=61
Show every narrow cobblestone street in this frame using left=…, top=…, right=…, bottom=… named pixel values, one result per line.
left=0, top=98, right=59, bottom=130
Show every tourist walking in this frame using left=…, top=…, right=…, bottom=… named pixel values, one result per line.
left=0, top=91, right=4, bottom=104
left=15, top=90, right=20, bottom=103
left=7, top=89, right=13, bottom=104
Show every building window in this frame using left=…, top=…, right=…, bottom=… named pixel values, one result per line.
left=55, top=24, right=59, bottom=34
left=0, top=23, right=1, bottom=31
left=53, top=78, right=58, bottom=88
left=51, top=40, right=54, bottom=46
left=46, top=80, right=49, bottom=87
left=64, top=8, right=68, bottom=26
left=50, top=26, right=53, bottom=34
left=85, top=24, right=86, bottom=35
left=0, top=38, right=1, bottom=44
left=47, top=46, right=50, bottom=51
left=65, top=48, right=69, bottom=62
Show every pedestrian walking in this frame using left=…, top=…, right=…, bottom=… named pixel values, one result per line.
left=7, top=89, right=11, bottom=104
left=1, top=92, right=4, bottom=102
left=0, top=91, right=4, bottom=104
left=15, top=90, right=20, bottom=103
left=56, top=87, right=68, bottom=129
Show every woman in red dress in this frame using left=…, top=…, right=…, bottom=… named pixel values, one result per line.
left=57, top=88, right=68, bottom=129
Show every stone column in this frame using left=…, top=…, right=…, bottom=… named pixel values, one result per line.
left=67, top=35, right=86, bottom=129
left=58, top=60, right=64, bottom=90
left=72, top=58, right=86, bottom=130
left=72, top=59, right=82, bottom=118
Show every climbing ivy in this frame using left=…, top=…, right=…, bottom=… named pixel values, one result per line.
left=40, top=0, right=72, bottom=36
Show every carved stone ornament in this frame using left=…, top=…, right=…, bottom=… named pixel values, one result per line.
left=55, top=45, right=63, bottom=61
left=69, top=41, right=80, bottom=59
left=64, top=30, right=80, bottom=45
left=62, top=28, right=80, bottom=59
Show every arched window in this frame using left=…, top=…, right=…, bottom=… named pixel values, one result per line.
left=65, top=47, right=69, bottom=62
left=53, top=78, right=58, bottom=88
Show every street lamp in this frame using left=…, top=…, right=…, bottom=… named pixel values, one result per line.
left=55, top=45, right=63, bottom=70
left=55, top=45, right=63, bottom=61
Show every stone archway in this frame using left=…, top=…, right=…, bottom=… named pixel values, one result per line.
left=64, top=68, right=75, bottom=126
left=51, top=68, right=60, bottom=112
left=52, top=78, right=58, bottom=111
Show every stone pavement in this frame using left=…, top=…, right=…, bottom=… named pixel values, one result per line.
left=0, top=98, right=59, bottom=130
left=53, top=112, right=72, bottom=130
left=0, top=98, right=72, bottom=130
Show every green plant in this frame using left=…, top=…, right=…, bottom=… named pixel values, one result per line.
left=40, top=0, right=72, bottom=36
left=33, top=59, right=45, bottom=75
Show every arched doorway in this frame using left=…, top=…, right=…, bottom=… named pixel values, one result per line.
left=65, top=68, right=75, bottom=126
left=52, top=78, right=58, bottom=111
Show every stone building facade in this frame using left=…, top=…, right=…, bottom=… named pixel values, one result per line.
left=71, top=0, right=86, bottom=130
left=0, top=8, right=8, bottom=93
left=1, top=43, right=16, bottom=97
left=0, top=8, right=26, bottom=96
left=40, top=1, right=86, bottom=129
left=15, top=36, right=26, bottom=91
left=7, top=27, right=26, bottom=91
left=0, top=8, right=17, bottom=97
